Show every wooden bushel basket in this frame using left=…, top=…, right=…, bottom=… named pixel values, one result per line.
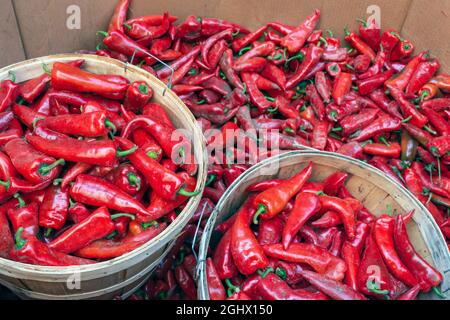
left=0, top=54, right=208, bottom=300
left=197, top=151, right=450, bottom=300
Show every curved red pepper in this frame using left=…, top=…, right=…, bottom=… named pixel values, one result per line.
left=280, top=9, right=320, bottom=53
left=39, top=184, right=69, bottom=231
left=108, top=0, right=130, bottom=33
left=206, top=258, right=226, bottom=300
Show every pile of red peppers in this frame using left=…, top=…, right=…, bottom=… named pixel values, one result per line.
left=205, top=164, right=444, bottom=300
left=0, top=59, right=200, bottom=266
left=90, top=0, right=449, bottom=300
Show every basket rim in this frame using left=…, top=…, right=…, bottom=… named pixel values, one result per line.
left=0, top=54, right=208, bottom=277
left=197, top=150, right=450, bottom=300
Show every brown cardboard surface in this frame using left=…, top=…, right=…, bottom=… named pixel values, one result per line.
left=1, top=0, right=450, bottom=70
left=401, top=0, right=450, bottom=72
left=0, top=0, right=25, bottom=67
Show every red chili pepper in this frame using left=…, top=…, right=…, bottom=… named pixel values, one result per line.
left=206, top=258, right=227, bottom=300
left=252, top=163, right=312, bottom=223
left=115, top=137, right=195, bottom=201
left=344, top=29, right=376, bottom=62
left=202, top=17, right=249, bottom=36
left=241, top=72, right=272, bottom=111
left=394, top=215, right=443, bottom=291
left=39, top=184, right=69, bottom=231
left=213, top=228, right=238, bottom=279
left=368, top=89, right=402, bottom=119
left=427, top=135, right=450, bottom=157
left=176, top=15, right=201, bottom=40
left=48, top=207, right=116, bottom=253
left=286, top=45, right=324, bottom=89
left=332, top=72, right=352, bottom=105
left=7, top=202, right=38, bottom=238
left=69, top=174, right=149, bottom=217
left=358, top=231, right=393, bottom=298
left=75, top=221, right=166, bottom=259
left=120, top=115, right=188, bottom=160
left=108, top=0, right=129, bottom=33
left=391, top=39, right=414, bottom=61
left=363, top=142, right=401, bottom=158
left=126, top=12, right=171, bottom=43
left=201, top=29, right=233, bottom=69
left=300, top=270, right=367, bottom=300
left=232, top=26, right=268, bottom=52
left=68, top=202, right=91, bottom=224
left=322, top=171, right=348, bottom=196
left=385, top=51, right=427, bottom=91
left=10, top=229, right=94, bottom=266
left=336, top=141, right=364, bottom=159
left=230, top=196, right=269, bottom=275
left=219, top=49, right=244, bottom=90
left=28, top=126, right=117, bottom=166
left=51, top=62, right=128, bottom=100
left=4, top=138, right=63, bottom=184
left=175, top=264, right=197, bottom=300
left=263, top=243, right=347, bottom=281
left=0, top=204, right=14, bottom=258
left=144, top=171, right=197, bottom=222
left=430, top=74, right=450, bottom=92
left=357, top=70, right=394, bottom=95
left=257, top=273, right=328, bottom=300
left=280, top=9, right=320, bottom=53
left=257, top=216, right=283, bottom=246
left=123, top=81, right=152, bottom=113
left=105, top=163, right=145, bottom=197
left=350, top=114, right=401, bottom=142
left=353, top=54, right=371, bottom=73
left=0, top=80, right=19, bottom=113
left=50, top=90, right=121, bottom=113
left=282, top=192, right=320, bottom=249
left=397, top=284, right=421, bottom=300
left=405, top=59, right=440, bottom=96
left=356, top=18, right=381, bottom=52
left=390, top=88, right=428, bottom=128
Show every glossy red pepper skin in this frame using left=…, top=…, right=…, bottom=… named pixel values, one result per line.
left=48, top=207, right=115, bottom=254
left=105, top=163, right=145, bottom=196
left=397, top=284, right=421, bottom=300
left=427, top=135, right=450, bottom=157
left=27, top=126, right=116, bottom=167
left=257, top=273, right=328, bottom=300
left=19, top=73, right=51, bottom=104
left=206, top=258, right=227, bottom=300
left=51, top=62, right=128, bottom=100
left=358, top=231, right=393, bottom=298
left=41, top=111, right=111, bottom=137
left=241, top=72, right=272, bottom=111
left=350, top=114, right=401, bottom=142
left=253, top=163, right=312, bottom=221
left=69, top=174, right=150, bottom=217
left=68, top=202, right=91, bottom=224
left=213, top=229, right=238, bottom=279
left=282, top=192, right=320, bottom=249
left=115, top=137, right=185, bottom=201
left=39, top=185, right=69, bottom=230
left=385, top=51, right=427, bottom=91
left=405, top=59, right=440, bottom=96
left=123, top=81, right=152, bottom=113
left=280, top=9, right=320, bottom=53
left=357, top=18, right=381, bottom=52
left=143, top=172, right=197, bottom=222
left=301, top=270, right=367, bottom=300
left=7, top=203, right=39, bottom=238
left=0, top=80, right=19, bottom=113
left=4, top=138, right=62, bottom=184
left=76, top=222, right=166, bottom=259
left=394, top=215, right=443, bottom=292
left=374, top=214, right=418, bottom=287
left=10, top=235, right=94, bottom=266
left=390, top=88, right=428, bottom=128
left=322, top=171, right=348, bottom=196
left=306, top=83, right=325, bottom=120
left=319, top=196, right=356, bottom=240
left=263, top=243, right=347, bottom=281
left=108, top=0, right=129, bottom=33
left=61, top=163, right=92, bottom=191
left=286, top=45, right=324, bottom=89
left=0, top=208, right=14, bottom=258
left=258, top=216, right=283, bottom=246
left=332, top=72, right=352, bottom=105
left=363, top=142, right=401, bottom=158
left=230, top=196, right=269, bottom=275
left=232, top=25, right=268, bottom=52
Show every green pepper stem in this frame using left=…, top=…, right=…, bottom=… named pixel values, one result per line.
left=432, top=286, right=446, bottom=299
left=53, top=178, right=63, bottom=186
left=97, top=31, right=109, bottom=37
left=110, top=213, right=136, bottom=220
left=117, top=145, right=138, bottom=158
left=0, top=179, right=11, bottom=190
left=257, top=267, right=274, bottom=279
left=253, top=204, right=267, bottom=225
left=275, top=267, right=287, bottom=280
left=196, top=99, right=206, bottom=105
left=141, top=221, right=158, bottom=230
left=105, top=231, right=118, bottom=239
left=8, top=71, right=16, bottom=83
left=379, top=136, right=390, bottom=147
left=138, top=83, right=149, bottom=95
left=123, top=23, right=132, bottom=30
left=205, top=174, right=216, bottom=187
left=14, top=227, right=26, bottom=250
left=366, top=280, right=390, bottom=295
left=177, top=187, right=200, bottom=197
left=105, top=119, right=117, bottom=136
left=127, top=172, right=141, bottom=191
left=356, top=18, right=369, bottom=27
left=147, top=150, right=160, bottom=160
left=331, top=126, right=343, bottom=132
left=225, top=279, right=240, bottom=298
left=32, top=116, right=45, bottom=130
left=242, top=83, right=247, bottom=95
left=14, top=193, right=25, bottom=208
left=42, top=63, right=51, bottom=75
left=38, top=159, right=65, bottom=176
left=423, top=125, right=437, bottom=136
left=44, top=228, right=53, bottom=238
left=69, top=198, right=76, bottom=209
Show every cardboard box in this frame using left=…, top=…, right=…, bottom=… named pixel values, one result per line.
left=1, top=0, right=449, bottom=70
